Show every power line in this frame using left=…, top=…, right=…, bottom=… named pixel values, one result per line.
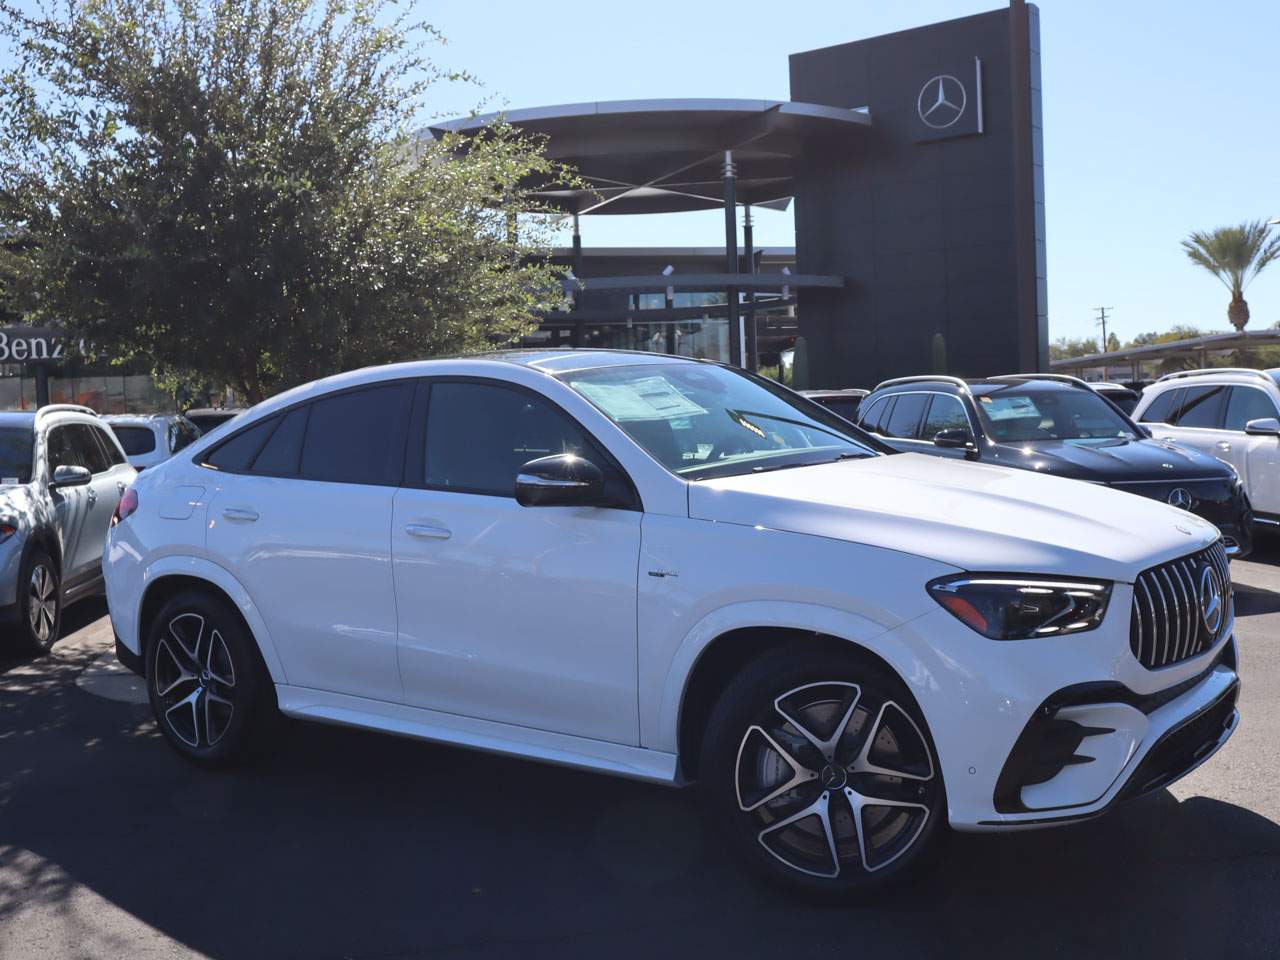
left=1095, top=307, right=1114, bottom=352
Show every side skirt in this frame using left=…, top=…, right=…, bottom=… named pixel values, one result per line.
left=276, top=685, right=681, bottom=786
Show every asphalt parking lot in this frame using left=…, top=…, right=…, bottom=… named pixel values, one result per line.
left=1, top=549, right=1277, bottom=960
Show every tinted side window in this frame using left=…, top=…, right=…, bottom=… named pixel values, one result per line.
left=861, top=396, right=896, bottom=434
left=1138, top=388, right=1180, bottom=424
left=111, top=426, right=156, bottom=456
left=856, top=397, right=887, bottom=432
left=1223, top=387, right=1279, bottom=432
left=299, top=382, right=413, bottom=485
left=251, top=406, right=309, bottom=476
left=174, top=419, right=200, bottom=451
left=46, top=426, right=81, bottom=470
left=93, top=425, right=128, bottom=466
left=424, top=382, right=595, bottom=497
left=205, top=416, right=279, bottom=472
left=884, top=393, right=929, bottom=439
left=1172, top=385, right=1227, bottom=428
left=923, top=394, right=971, bottom=438
left=821, top=397, right=861, bottom=421
left=68, top=424, right=109, bottom=473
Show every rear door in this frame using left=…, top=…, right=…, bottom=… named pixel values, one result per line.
left=204, top=381, right=412, bottom=703
left=72, top=422, right=133, bottom=580
left=1149, top=385, right=1228, bottom=459
left=1222, top=386, right=1280, bottom=513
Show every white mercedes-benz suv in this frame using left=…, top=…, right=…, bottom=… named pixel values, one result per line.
left=104, top=351, right=1240, bottom=893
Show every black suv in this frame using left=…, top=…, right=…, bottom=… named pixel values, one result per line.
left=856, top=373, right=1253, bottom=557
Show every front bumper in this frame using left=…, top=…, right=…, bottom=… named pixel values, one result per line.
left=879, top=579, right=1239, bottom=832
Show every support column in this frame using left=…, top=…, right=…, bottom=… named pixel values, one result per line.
left=723, top=151, right=741, bottom=367
left=34, top=364, right=49, bottom=408
left=743, top=205, right=758, bottom=372
left=570, top=212, right=584, bottom=348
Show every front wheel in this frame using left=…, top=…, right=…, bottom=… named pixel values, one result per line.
left=699, top=645, right=945, bottom=895
left=145, top=590, right=268, bottom=765
left=9, top=548, right=61, bottom=656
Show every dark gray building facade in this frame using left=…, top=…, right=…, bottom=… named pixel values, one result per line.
left=789, top=4, right=1047, bottom=388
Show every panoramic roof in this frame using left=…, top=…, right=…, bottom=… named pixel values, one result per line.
left=427, top=98, right=871, bottom=215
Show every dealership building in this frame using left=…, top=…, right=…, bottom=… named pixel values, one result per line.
left=433, top=1, right=1048, bottom=389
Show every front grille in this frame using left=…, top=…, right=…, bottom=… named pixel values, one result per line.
left=1129, top=540, right=1231, bottom=669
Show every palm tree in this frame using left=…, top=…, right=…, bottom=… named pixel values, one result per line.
left=1182, top=220, right=1280, bottom=331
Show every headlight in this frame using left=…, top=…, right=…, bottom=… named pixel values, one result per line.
left=927, top=575, right=1112, bottom=640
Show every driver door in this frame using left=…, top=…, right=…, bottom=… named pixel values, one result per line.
left=391, top=379, right=643, bottom=745
left=43, top=425, right=90, bottom=585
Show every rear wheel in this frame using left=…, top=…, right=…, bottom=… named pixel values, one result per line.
left=9, top=548, right=61, bottom=656
left=700, top=644, right=945, bottom=894
left=145, top=590, right=268, bottom=765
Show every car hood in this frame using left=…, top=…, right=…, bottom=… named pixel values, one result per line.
left=688, top=453, right=1219, bottom=583
left=982, top=436, right=1232, bottom=483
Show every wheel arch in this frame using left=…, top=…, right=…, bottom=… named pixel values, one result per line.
left=134, top=557, right=288, bottom=685
left=661, top=601, right=938, bottom=783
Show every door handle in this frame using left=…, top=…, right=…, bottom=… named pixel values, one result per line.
left=222, top=507, right=259, bottom=522
left=1217, top=441, right=1231, bottom=451
left=405, top=522, right=451, bottom=540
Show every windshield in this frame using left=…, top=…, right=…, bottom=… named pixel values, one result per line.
left=0, top=427, right=34, bottom=484
left=974, top=386, right=1140, bottom=443
left=561, top=363, right=881, bottom=479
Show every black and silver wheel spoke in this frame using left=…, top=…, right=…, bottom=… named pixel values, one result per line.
left=153, top=614, right=237, bottom=749
left=736, top=681, right=937, bottom=879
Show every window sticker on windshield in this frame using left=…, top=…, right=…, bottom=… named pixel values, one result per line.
left=981, top=396, right=1040, bottom=420
left=573, top=377, right=707, bottom=421
left=1, top=477, right=16, bottom=485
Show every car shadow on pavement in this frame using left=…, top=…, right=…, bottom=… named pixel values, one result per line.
left=1, top=696, right=1278, bottom=960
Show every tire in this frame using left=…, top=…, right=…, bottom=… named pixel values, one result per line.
left=145, top=589, right=268, bottom=765
left=699, top=643, right=946, bottom=895
left=10, top=547, right=62, bottom=656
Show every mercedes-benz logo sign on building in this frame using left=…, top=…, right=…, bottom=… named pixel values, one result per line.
left=1168, top=488, right=1194, bottom=511
left=917, top=75, right=967, bottom=129
left=1198, top=563, right=1225, bottom=636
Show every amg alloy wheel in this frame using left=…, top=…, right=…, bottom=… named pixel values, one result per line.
left=702, top=647, right=944, bottom=893
left=146, top=591, right=267, bottom=764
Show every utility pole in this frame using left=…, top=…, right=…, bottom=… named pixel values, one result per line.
left=1095, top=307, right=1113, bottom=352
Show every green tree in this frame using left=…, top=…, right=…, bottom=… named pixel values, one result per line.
left=0, top=0, right=571, bottom=402
left=1049, top=335, right=1102, bottom=361
left=1181, top=220, right=1280, bottom=331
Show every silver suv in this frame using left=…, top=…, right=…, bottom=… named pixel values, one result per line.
left=0, top=404, right=136, bottom=654
left=1133, top=368, right=1280, bottom=528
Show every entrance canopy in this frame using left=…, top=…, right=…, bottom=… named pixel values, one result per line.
left=428, top=98, right=870, bottom=215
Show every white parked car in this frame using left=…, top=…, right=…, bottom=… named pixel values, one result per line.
left=105, top=351, right=1240, bottom=893
left=1133, top=368, right=1280, bottom=527
left=104, top=414, right=202, bottom=471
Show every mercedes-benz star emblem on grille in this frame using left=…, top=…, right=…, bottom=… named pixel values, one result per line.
left=917, top=75, right=967, bottom=129
left=1198, top=563, right=1225, bottom=635
left=1168, top=488, right=1194, bottom=511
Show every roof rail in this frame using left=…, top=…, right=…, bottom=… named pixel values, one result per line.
left=988, top=373, right=1093, bottom=389
left=35, top=403, right=97, bottom=418
left=1155, top=368, right=1273, bottom=384
left=873, top=375, right=970, bottom=393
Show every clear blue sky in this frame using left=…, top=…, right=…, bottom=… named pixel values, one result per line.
left=419, top=0, right=1280, bottom=347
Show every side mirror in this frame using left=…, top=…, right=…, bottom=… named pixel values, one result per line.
left=932, top=428, right=979, bottom=461
left=515, top=454, right=605, bottom=507
left=1245, top=417, right=1280, bottom=436
left=50, top=464, right=91, bottom=489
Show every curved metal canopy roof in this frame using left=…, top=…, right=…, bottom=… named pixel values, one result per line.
left=427, top=98, right=871, bottom=215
